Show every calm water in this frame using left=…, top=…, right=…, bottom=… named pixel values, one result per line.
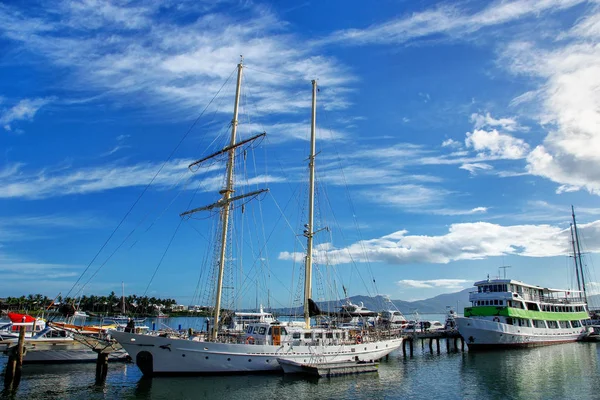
left=1, top=317, right=600, bottom=399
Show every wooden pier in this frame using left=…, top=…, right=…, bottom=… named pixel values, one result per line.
left=401, top=330, right=464, bottom=357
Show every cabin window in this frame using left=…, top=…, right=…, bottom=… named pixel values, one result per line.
left=304, top=332, right=312, bottom=339
left=559, top=321, right=570, bottom=329
left=281, top=328, right=288, bottom=335
left=533, top=320, right=546, bottom=328
left=506, top=318, right=513, bottom=325
left=547, top=321, right=558, bottom=329
left=326, top=332, right=334, bottom=339
left=478, top=286, right=482, bottom=293
left=247, top=327, right=253, bottom=334
left=315, top=332, right=323, bottom=339
left=571, top=320, right=581, bottom=328
left=259, top=327, right=266, bottom=335
left=292, top=333, right=301, bottom=339
left=252, top=327, right=259, bottom=334
left=499, top=300, right=503, bottom=306
left=267, top=327, right=272, bottom=335
left=494, top=300, right=499, bottom=305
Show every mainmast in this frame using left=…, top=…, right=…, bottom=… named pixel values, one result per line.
left=570, top=224, right=582, bottom=292
left=572, top=206, right=588, bottom=303
left=303, top=80, right=317, bottom=329
left=209, top=59, right=244, bottom=339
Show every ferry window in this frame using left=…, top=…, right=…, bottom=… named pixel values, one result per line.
left=485, top=300, right=489, bottom=306
left=507, top=301, right=512, bottom=307
left=326, top=332, right=334, bottom=339
left=253, top=327, right=259, bottom=334
left=478, top=286, right=482, bottom=293
left=315, top=332, right=323, bottom=338
left=506, top=318, right=513, bottom=325
left=571, top=320, right=581, bottom=328
left=494, top=300, right=499, bottom=305
left=259, top=327, right=266, bottom=335
left=247, top=327, right=253, bottom=334
left=292, top=332, right=301, bottom=339
left=499, top=300, right=503, bottom=306
left=304, top=332, right=312, bottom=339
left=336, top=333, right=341, bottom=338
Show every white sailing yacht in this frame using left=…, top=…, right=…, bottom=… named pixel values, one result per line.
left=109, top=60, right=402, bottom=375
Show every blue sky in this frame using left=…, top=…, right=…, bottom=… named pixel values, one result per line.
left=1, top=0, right=600, bottom=309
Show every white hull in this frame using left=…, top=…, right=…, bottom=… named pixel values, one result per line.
left=109, top=330, right=401, bottom=375
left=456, top=317, right=588, bottom=349
left=1, top=338, right=129, bottom=364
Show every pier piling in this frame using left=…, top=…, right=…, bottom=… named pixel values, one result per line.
left=3, top=325, right=26, bottom=391
left=95, top=351, right=109, bottom=384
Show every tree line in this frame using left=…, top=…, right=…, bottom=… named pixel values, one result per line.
left=0, top=292, right=178, bottom=315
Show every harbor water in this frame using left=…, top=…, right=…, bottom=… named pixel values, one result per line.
left=2, top=317, right=600, bottom=399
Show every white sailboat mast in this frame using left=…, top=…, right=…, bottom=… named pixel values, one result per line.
left=212, top=59, right=243, bottom=339
left=304, top=79, right=317, bottom=329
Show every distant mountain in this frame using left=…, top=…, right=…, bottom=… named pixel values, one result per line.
left=272, top=288, right=473, bottom=316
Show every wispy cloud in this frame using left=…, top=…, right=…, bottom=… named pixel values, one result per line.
left=1, top=97, right=53, bottom=132
left=397, top=279, right=471, bottom=289
left=319, top=0, right=586, bottom=46
left=0, top=1, right=355, bottom=126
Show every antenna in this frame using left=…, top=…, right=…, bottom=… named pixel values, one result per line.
left=499, top=266, right=511, bottom=279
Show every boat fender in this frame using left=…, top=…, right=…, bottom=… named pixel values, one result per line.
left=355, top=335, right=362, bottom=344
left=246, top=336, right=255, bottom=344
left=493, top=317, right=500, bottom=323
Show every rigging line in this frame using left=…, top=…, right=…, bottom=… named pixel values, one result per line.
left=142, top=218, right=184, bottom=298
left=268, top=191, right=306, bottom=251
left=64, top=65, right=238, bottom=300
left=320, top=107, right=380, bottom=296
left=243, top=65, right=291, bottom=80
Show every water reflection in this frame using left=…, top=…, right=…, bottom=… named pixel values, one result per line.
left=460, top=343, right=600, bottom=399
left=2, top=342, right=599, bottom=399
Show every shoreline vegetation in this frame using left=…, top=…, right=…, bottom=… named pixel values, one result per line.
left=0, top=292, right=207, bottom=318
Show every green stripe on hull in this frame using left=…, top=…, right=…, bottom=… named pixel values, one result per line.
left=464, top=306, right=589, bottom=321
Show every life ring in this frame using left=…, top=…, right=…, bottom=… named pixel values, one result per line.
left=355, top=335, right=362, bottom=344
left=246, top=336, right=255, bottom=344
left=493, top=317, right=500, bottom=323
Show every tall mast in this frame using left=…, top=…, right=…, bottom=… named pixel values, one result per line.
left=304, top=80, right=317, bottom=329
left=211, top=58, right=243, bottom=339
left=570, top=224, right=582, bottom=292
left=121, top=282, right=125, bottom=315
left=572, top=205, right=588, bottom=303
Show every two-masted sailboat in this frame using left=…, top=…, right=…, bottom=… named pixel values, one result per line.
left=109, top=60, right=403, bottom=375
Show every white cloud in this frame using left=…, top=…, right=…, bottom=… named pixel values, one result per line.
left=320, top=0, right=586, bottom=46
left=501, top=10, right=600, bottom=195
left=470, top=112, right=521, bottom=132
left=460, top=163, right=493, bottom=174
left=465, top=129, right=530, bottom=159
left=442, top=138, right=462, bottom=148
left=430, top=207, right=488, bottom=216
left=0, top=2, right=355, bottom=126
left=397, top=279, right=470, bottom=289
left=279, top=219, right=600, bottom=266
left=0, top=97, right=52, bottom=131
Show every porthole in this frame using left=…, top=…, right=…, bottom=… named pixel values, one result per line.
left=227, top=358, right=231, bottom=361
left=182, top=354, right=186, bottom=357
left=205, top=356, right=209, bottom=359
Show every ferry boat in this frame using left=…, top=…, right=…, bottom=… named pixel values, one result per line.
left=456, top=278, right=590, bottom=350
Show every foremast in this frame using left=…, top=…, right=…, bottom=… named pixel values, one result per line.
left=303, top=80, right=317, bottom=329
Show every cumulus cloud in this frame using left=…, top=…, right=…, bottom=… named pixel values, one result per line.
left=465, top=129, right=530, bottom=159
left=279, top=220, right=600, bottom=266
left=442, top=138, right=462, bottom=148
left=501, top=9, right=600, bottom=195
